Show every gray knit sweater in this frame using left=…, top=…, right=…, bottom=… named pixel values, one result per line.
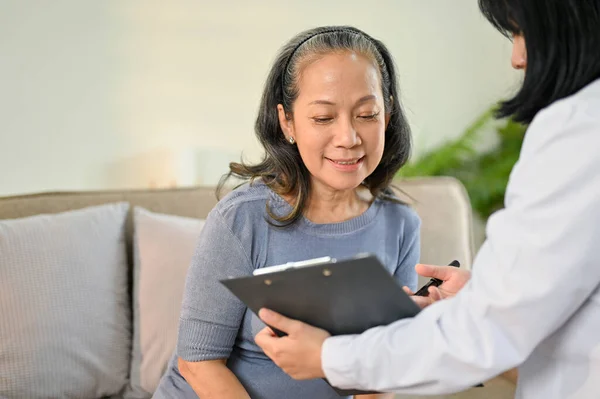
left=153, top=181, right=420, bottom=399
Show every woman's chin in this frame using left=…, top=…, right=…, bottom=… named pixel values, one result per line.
left=313, top=174, right=368, bottom=193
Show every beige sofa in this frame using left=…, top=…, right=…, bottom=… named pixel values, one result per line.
left=0, top=177, right=515, bottom=398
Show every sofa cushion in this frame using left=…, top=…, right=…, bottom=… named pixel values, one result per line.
left=0, top=203, right=130, bottom=399
left=126, top=207, right=205, bottom=397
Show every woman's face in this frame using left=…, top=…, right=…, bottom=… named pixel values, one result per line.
left=278, top=51, right=387, bottom=195
left=512, top=34, right=527, bottom=70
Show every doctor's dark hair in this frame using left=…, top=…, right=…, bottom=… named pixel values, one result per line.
left=479, top=0, right=600, bottom=124
left=218, top=26, right=412, bottom=226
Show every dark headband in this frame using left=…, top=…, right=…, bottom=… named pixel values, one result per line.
left=281, top=28, right=388, bottom=100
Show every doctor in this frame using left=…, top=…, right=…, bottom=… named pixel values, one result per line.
left=255, top=1, right=600, bottom=398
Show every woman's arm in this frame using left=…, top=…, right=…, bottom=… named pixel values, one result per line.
left=393, top=209, right=421, bottom=292
left=178, top=358, right=250, bottom=399
left=176, top=208, right=255, bottom=396
left=408, top=264, right=520, bottom=386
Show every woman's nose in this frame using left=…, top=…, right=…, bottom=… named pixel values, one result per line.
left=511, top=35, right=527, bottom=70
left=333, top=120, right=361, bottom=148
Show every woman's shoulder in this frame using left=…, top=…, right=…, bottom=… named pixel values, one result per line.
left=525, top=78, right=600, bottom=155
left=533, top=78, right=600, bottom=128
left=208, top=180, right=272, bottom=232
left=215, top=180, right=270, bottom=212
left=376, top=192, right=421, bottom=233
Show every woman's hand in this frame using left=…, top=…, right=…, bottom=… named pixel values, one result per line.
left=403, top=263, right=472, bottom=308
left=254, top=308, right=330, bottom=380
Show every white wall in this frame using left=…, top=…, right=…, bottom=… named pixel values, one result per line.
left=0, top=0, right=519, bottom=196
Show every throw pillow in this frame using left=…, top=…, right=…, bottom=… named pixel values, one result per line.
left=126, top=207, right=205, bottom=397
left=0, top=203, right=130, bottom=399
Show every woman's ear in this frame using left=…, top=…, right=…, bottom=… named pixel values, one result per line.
left=277, top=104, right=295, bottom=142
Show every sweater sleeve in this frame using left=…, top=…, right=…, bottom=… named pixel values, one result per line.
left=176, top=208, right=253, bottom=361
left=394, top=208, right=421, bottom=292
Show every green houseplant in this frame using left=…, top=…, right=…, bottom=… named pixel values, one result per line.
left=399, top=105, right=527, bottom=220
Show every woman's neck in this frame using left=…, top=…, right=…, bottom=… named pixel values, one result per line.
left=302, top=185, right=372, bottom=224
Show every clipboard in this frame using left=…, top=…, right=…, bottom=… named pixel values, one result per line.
left=220, top=253, right=421, bottom=396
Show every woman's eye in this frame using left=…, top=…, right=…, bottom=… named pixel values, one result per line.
left=358, top=112, right=380, bottom=121
left=313, top=117, right=334, bottom=124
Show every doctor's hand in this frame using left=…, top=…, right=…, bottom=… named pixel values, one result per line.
left=403, top=263, right=472, bottom=308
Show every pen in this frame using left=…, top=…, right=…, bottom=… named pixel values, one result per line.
left=414, top=260, right=460, bottom=297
